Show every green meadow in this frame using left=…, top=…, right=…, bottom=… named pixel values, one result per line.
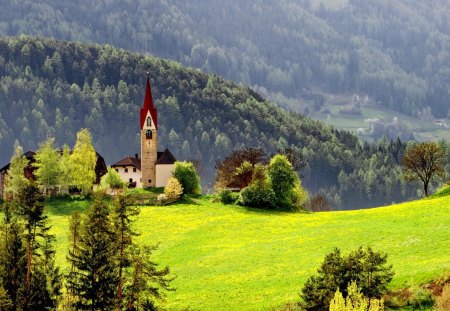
left=45, top=192, right=450, bottom=310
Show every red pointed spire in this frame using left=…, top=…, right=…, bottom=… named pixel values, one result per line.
left=140, top=74, right=158, bottom=129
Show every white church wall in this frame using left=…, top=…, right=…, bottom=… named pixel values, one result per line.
left=156, top=164, right=175, bottom=188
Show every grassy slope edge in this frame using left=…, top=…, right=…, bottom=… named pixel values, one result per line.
left=45, top=192, right=450, bottom=310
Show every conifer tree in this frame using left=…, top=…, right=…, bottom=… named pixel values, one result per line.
left=16, top=183, right=58, bottom=309
left=0, top=208, right=26, bottom=310
left=66, top=193, right=117, bottom=310
left=112, top=194, right=139, bottom=308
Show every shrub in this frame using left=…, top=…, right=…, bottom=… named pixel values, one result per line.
left=164, top=177, right=183, bottom=202
left=173, top=161, right=201, bottom=195
left=300, top=247, right=394, bottom=311
left=330, top=281, right=384, bottom=311
left=219, top=189, right=239, bottom=204
left=100, top=167, right=125, bottom=191
left=239, top=186, right=277, bottom=209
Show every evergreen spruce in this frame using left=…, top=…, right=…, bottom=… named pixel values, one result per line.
left=66, top=193, right=118, bottom=310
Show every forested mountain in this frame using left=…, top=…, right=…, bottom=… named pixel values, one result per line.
left=1, top=0, right=449, bottom=123
left=0, top=36, right=421, bottom=209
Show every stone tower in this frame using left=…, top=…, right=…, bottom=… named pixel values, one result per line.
left=140, top=74, right=158, bottom=188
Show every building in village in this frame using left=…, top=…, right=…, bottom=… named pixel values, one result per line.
left=111, top=74, right=176, bottom=188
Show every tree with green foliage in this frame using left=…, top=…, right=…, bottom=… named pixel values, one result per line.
left=239, top=163, right=276, bottom=209
left=101, top=167, right=125, bottom=193
left=0, top=204, right=27, bottom=309
left=66, top=193, right=117, bottom=310
left=33, top=137, right=60, bottom=194
left=112, top=194, right=138, bottom=309
left=173, top=161, right=201, bottom=195
left=16, top=183, right=60, bottom=309
left=4, top=145, right=29, bottom=199
left=70, top=129, right=97, bottom=194
left=300, top=247, right=394, bottom=311
left=403, top=142, right=447, bottom=197
left=58, top=144, right=73, bottom=193
left=267, top=154, right=308, bottom=209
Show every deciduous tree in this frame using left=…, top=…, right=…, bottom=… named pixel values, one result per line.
left=33, top=138, right=60, bottom=194
left=402, top=142, right=447, bottom=197
left=70, top=129, right=96, bottom=194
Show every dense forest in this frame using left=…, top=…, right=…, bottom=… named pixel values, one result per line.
left=0, top=36, right=424, bottom=209
left=0, top=0, right=449, bottom=121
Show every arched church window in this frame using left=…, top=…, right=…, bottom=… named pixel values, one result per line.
left=147, top=117, right=152, bottom=127
left=146, top=130, right=152, bottom=139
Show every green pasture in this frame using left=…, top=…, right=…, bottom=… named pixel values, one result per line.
left=45, top=191, right=450, bottom=310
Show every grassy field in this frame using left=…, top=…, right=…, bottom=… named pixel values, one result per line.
left=44, top=190, right=450, bottom=310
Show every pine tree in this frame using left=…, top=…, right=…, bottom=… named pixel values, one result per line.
left=112, top=194, right=139, bottom=309
left=16, top=183, right=58, bottom=309
left=66, top=193, right=118, bottom=310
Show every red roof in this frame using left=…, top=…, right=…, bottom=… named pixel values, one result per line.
left=140, top=76, right=158, bottom=129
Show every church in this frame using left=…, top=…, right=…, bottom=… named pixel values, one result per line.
left=112, top=74, right=176, bottom=188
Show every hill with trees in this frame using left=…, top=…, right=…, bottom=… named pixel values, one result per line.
left=1, top=0, right=449, bottom=140
left=0, top=36, right=423, bottom=209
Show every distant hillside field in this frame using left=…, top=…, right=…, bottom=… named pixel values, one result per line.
left=46, top=194, right=450, bottom=310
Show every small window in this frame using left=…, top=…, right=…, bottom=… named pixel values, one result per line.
left=147, top=117, right=152, bottom=127
left=129, top=178, right=133, bottom=183
left=148, top=179, right=152, bottom=183
left=133, top=168, right=136, bottom=172
left=146, top=130, right=152, bottom=139
left=125, top=168, right=128, bottom=173
left=115, top=168, right=118, bottom=172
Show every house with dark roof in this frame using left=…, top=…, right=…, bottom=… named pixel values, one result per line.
left=111, top=74, right=177, bottom=188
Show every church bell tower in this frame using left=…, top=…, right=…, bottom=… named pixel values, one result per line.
left=140, top=73, right=158, bottom=188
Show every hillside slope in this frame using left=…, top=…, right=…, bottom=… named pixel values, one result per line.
left=1, top=0, right=450, bottom=140
left=0, top=36, right=420, bottom=208
left=46, top=193, right=450, bottom=310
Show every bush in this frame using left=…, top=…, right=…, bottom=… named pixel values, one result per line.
left=219, top=189, right=239, bottom=204
left=100, top=167, right=125, bottom=191
left=164, top=177, right=183, bottom=202
left=330, top=281, right=384, bottom=311
left=239, top=186, right=277, bottom=209
left=300, top=247, right=394, bottom=311
left=173, top=161, right=201, bottom=195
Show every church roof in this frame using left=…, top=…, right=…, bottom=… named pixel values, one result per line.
left=140, top=75, right=158, bottom=130
left=111, top=156, right=141, bottom=171
left=156, top=148, right=176, bottom=165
